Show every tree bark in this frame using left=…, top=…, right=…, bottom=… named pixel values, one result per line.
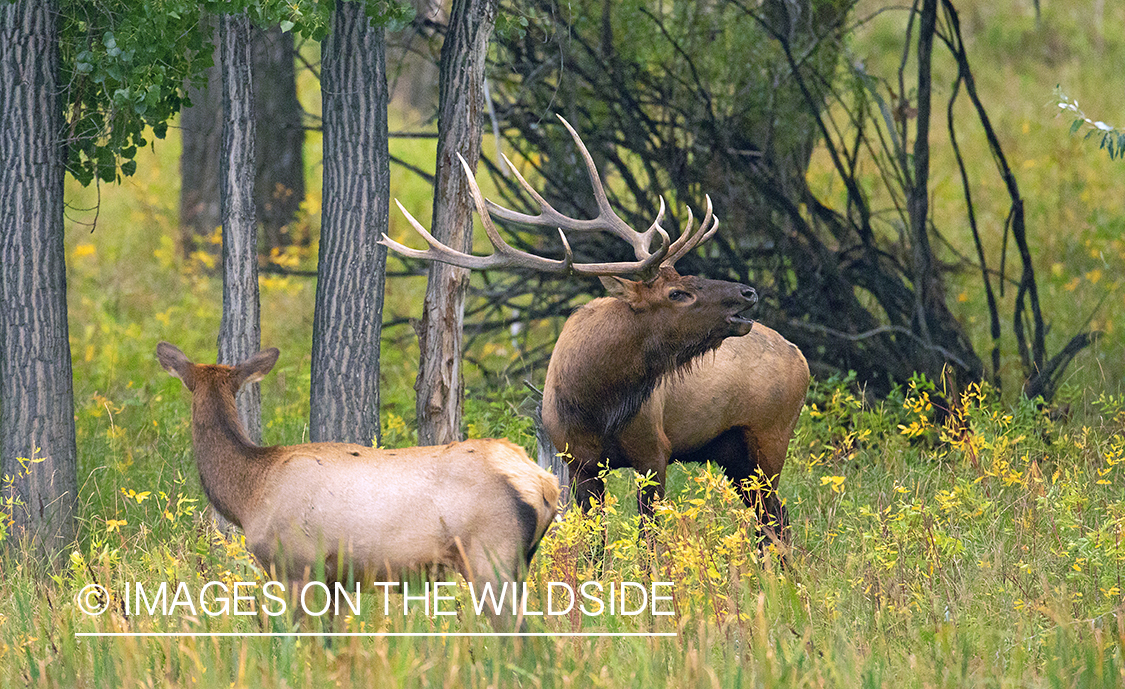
left=253, top=26, right=305, bottom=251
left=216, top=11, right=262, bottom=443
left=0, top=0, right=78, bottom=557
left=310, top=1, right=389, bottom=446
left=415, top=0, right=497, bottom=445
left=907, top=0, right=938, bottom=361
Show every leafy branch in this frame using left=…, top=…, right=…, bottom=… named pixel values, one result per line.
left=1055, top=86, right=1125, bottom=160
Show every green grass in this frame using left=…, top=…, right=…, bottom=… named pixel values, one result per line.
left=3, top=0, right=1125, bottom=684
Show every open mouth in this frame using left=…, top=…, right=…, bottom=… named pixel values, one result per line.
left=727, top=306, right=756, bottom=325
left=726, top=309, right=755, bottom=333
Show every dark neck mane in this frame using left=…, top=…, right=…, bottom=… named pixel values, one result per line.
left=551, top=300, right=723, bottom=440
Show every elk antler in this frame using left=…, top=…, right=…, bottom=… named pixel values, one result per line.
left=379, top=115, right=719, bottom=276
left=662, top=195, right=720, bottom=268
left=488, top=116, right=719, bottom=270
left=380, top=155, right=668, bottom=276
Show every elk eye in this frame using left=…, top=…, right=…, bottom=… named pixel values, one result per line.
left=668, top=289, right=691, bottom=302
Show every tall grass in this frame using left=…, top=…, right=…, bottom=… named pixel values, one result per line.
left=4, top=359, right=1125, bottom=685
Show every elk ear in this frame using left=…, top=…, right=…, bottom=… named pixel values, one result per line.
left=599, top=275, right=639, bottom=301
left=157, top=342, right=196, bottom=391
left=233, top=348, right=280, bottom=389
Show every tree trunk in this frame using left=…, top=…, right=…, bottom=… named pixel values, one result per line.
left=414, top=0, right=497, bottom=445
left=253, top=26, right=305, bottom=251
left=216, top=11, right=261, bottom=443
left=0, top=0, right=77, bottom=557
left=907, top=0, right=938, bottom=364
left=310, top=1, right=389, bottom=446
left=179, top=24, right=222, bottom=257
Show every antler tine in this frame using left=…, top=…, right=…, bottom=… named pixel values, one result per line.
left=697, top=198, right=720, bottom=244
left=663, top=204, right=696, bottom=262
left=486, top=152, right=554, bottom=221
left=378, top=200, right=522, bottom=271
left=485, top=115, right=667, bottom=262
left=378, top=154, right=573, bottom=274
left=570, top=223, right=670, bottom=276
left=662, top=195, right=720, bottom=268
left=553, top=194, right=669, bottom=276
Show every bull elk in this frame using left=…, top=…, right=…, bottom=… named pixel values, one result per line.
left=380, top=116, right=808, bottom=539
left=157, top=342, right=559, bottom=622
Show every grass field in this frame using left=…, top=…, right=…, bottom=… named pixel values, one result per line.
left=2, top=0, right=1125, bottom=685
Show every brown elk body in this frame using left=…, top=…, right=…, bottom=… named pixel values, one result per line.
left=379, top=116, right=808, bottom=535
left=543, top=285, right=809, bottom=528
left=157, top=342, right=558, bottom=614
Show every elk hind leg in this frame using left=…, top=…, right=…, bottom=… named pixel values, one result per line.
left=749, top=429, right=790, bottom=545
left=680, top=427, right=786, bottom=543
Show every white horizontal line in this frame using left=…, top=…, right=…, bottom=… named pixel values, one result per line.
left=76, top=631, right=677, bottom=638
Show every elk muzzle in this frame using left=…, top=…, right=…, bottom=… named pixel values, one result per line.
left=724, top=285, right=757, bottom=337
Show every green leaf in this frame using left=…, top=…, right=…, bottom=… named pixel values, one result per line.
left=97, top=163, right=116, bottom=184
left=279, top=19, right=294, bottom=32
left=120, top=159, right=137, bottom=176
left=70, top=162, right=94, bottom=187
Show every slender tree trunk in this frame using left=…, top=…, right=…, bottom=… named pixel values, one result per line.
left=907, top=0, right=939, bottom=367
left=310, top=1, right=389, bottom=446
left=415, top=0, right=498, bottom=445
left=216, top=11, right=261, bottom=443
left=253, top=26, right=305, bottom=251
left=0, top=0, right=77, bottom=557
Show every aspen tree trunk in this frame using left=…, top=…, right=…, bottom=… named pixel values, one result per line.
left=0, top=0, right=78, bottom=557
left=415, top=0, right=497, bottom=445
left=216, top=10, right=262, bottom=443
left=309, top=0, right=389, bottom=446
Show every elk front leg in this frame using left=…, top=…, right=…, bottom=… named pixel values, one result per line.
left=566, top=439, right=608, bottom=512
left=619, top=421, right=671, bottom=521
left=636, top=464, right=667, bottom=520
left=571, top=465, right=606, bottom=511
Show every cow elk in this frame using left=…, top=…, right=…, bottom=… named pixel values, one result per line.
left=380, top=116, right=809, bottom=541
left=157, top=342, right=559, bottom=623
